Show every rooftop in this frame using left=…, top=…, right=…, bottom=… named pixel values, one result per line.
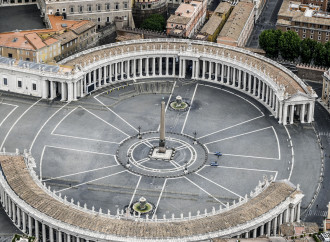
left=217, top=2, right=254, bottom=43
left=277, top=0, right=330, bottom=25
left=0, top=15, right=95, bottom=51
left=0, top=155, right=301, bottom=240
left=167, top=0, right=202, bottom=24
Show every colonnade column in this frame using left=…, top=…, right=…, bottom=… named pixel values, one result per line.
left=42, top=223, right=46, bottom=242
left=50, top=227, right=54, bottom=242
left=307, top=102, right=313, bottom=123
left=22, top=211, right=26, bottom=233
left=166, top=57, right=169, bottom=76
left=58, top=231, right=62, bottom=242
left=232, top=67, right=236, bottom=87
left=202, top=60, right=205, bottom=79
left=282, top=104, right=288, bottom=125
left=159, top=57, right=162, bottom=76
left=35, top=219, right=39, bottom=240
left=215, top=62, right=218, bottom=81
left=146, top=58, right=149, bottom=77
left=290, top=105, right=295, bottom=124
left=28, top=216, right=32, bottom=236
left=208, top=61, right=212, bottom=80
left=221, top=64, right=224, bottom=83
left=266, top=221, right=271, bottom=236
left=297, top=202, right=301, bottom=222
left=133, top=59, right=136, bottom=79
left=260, top=224, right=264, bottom=236
left=273, top=216, right=277, bottom=235
left=300, top=104, right=305, bottom=123
left=153, top=57, right=156, bottom=76
left=127, top=60, right=130, bottom=79
left=290, top=204, right=295, bottom=222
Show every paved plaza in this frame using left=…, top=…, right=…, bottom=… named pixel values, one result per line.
left=0, top=79, right=322, bottom=221
left=0, top=5, right=45, bottom=33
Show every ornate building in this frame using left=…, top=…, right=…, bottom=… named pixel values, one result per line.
left=38, top=0, right=134, bottom=29
left=0, top=39, right=317, bottom=124
left=322, top=68, right=330, bottom=108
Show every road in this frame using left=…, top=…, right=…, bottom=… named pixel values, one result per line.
left=246, top=0, right=284, bottom=48
left=302, top=81, right=330, bottom=226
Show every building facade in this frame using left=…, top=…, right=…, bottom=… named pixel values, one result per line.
left=0, top=15, right=97, bottom=63
left=0, top=0, right=36, bottom=5
left=0, top=39, right=317, bottom=125
left=38, top=0, right=134, bottom=29
left=166, top=0, right=207, bottom=38
left=322, top=68, right=330, bottom=107
left=301, top=0, right=328, bottom=12
left=276, top=0, right=330, bottom=43
left=216, top=2, right=255, bottom=47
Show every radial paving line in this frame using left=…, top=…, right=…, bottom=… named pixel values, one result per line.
left=152, top=179, right=167, bottom=219
left=50, top=107, right=77, bottom=134
left=94, top=96, right=139, bottom=132
left=0, top=103, right=18, bottom=128
left=43, top=164, right=121, bottom=182
left=181, top=83, right=199, bottom=134
left=30, top=102, right=71, bottom=152
left=204, top=126, right=273, bottom=145
left=56, top=170, right=126, bottom=193
left=0, top=99, right=41, bottom=150
left=80, top=106, right=130, bottom=137
left=128, top=175, right=142, bottom=208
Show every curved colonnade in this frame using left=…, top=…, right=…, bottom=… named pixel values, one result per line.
left=0, top=39, right=317, bottom=125
left=0, top=153, right=303, bottom=242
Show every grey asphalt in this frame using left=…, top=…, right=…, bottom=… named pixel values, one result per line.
left=0, top=79, right=323, bottom=232
left=0, top=4, right=45, bottom=33
left=301, top=81, right=330, bottom=226
left=246, top=0, right=284, bottom=48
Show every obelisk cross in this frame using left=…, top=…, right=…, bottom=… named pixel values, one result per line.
left=159, top=101, right=166, bottom=152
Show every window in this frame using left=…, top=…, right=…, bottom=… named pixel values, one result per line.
left=303, top=29, right=306, bottom=33
left=98, top=17, right=101, bottom=22
left=70, top=6, right=74, bottom=13
left=32, top=83, right=37, bottom=91
left=318, top=36, right=321, bottom=40
left=62, top=8, right=66, bottom=12
left=311, top=30, right=314, bottom=34
left=79, top=5, right=83, bottom=12
left=97, top=4, right=101, bottom=11
left=107, top=16, right=110, bottom=22
left=115, top=3, right=119, bottom=9
left=88, top=5, right=92, bottom=11
left=295, top=28, right=298, bottom=32
left=286, top=27, right=291, bottom=30
left=326, top=37, right=329, bottom=41
left=3, top=77, right=7, bottom=86
left=310, top=35, right=313, bottom=39
left=106, top=3, right=110, bottom=10
left=17, top=79, right=22, bottom=88
left=327, top=32, right=329, bottom=36
left=303, top=34, right=306, bottom=38
left=124, top=2, right=128, bottom=8
left=319, top=31, right=321, bottom=35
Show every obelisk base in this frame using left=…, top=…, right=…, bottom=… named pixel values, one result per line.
left=151, top=147, right=173, bottom=160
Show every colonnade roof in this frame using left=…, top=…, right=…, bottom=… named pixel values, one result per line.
left=61, top=40, right=311, bottom=97
left=0, top=155, right=300, bottom=240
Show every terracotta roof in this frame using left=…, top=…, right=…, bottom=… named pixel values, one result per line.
left=0, top=15, right=93, bottom=52
left=200, top=15, right=223, bottom=35
left=0, top=155, right=301, bottom=240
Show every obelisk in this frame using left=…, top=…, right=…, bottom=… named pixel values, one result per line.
left=159, top=101, right=166, bottom=153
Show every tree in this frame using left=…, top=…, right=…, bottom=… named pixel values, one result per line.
left=259, top=29, right=282, bottom=58
left=324, top=41, right=330, bottom=67
left=141, top=14, right=166, bottom=32
left=313, top=42, right=327, bottom=66
left=300, top=38, right=317, bottom=64
left=278, top=31, right=301, bottom=61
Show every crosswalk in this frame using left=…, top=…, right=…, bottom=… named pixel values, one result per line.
left=306, top=210, right=328, bottom=217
